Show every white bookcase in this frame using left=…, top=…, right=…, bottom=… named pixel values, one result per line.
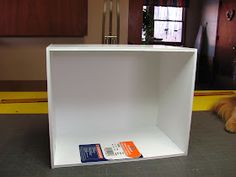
left=46, top=45, right=197, bottom=168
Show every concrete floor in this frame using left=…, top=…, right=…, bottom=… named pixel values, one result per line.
left=0, top=112, right=236, bottom=177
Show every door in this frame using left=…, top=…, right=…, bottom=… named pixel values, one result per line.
left=214, top=0, right=236, bottom=89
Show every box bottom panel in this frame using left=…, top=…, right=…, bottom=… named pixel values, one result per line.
left=52, top=126, right=184, bottom=168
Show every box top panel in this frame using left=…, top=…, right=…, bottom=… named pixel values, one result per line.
left=47, top=44, right=196, bottom=53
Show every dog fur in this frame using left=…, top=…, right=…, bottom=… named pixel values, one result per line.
left=212, top=96, right=236, bottom=133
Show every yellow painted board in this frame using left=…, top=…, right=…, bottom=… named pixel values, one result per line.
left=0, top=92, right=48, bottom=114
left=0, top=92, right=47, bottom=99
left=193, top=95, right=231, bottom=111
left=193, top=90, right=235, bottom=111
left=0, top=91, right=235, bottom=114
left=0, top=103, right=48, bottom=114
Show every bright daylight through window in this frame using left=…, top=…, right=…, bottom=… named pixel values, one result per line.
left=143, top=6, right=184, bottom=44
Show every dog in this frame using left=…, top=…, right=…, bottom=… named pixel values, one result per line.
left=212, top=96, right=236, bottom=133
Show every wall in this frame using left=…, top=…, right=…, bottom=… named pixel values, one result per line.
left=185, top=0, right=203, bottom=48
left=186, top=0, right=219, bottom=87
left=0, top=38, right=84, bottom=81
left=200, top=0, right=219, bottom=61
left=0, top=0, right=129, bottom=81
left=185, top=0, right=219, bottom=59
left=0, top=0, right=218, bottom=81
left=85, top=0, right=128, bottom=44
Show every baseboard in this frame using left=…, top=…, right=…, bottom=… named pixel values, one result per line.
left=0, top=80, right=47, bottom=91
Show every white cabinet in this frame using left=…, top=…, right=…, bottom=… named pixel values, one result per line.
left=46, top=45, right=197, bottom=168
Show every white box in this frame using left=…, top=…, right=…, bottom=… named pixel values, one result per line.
left=46, top=45, right=197, bottom=168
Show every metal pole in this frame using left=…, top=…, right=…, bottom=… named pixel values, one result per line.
left=109, top=0, right=113, bottom=44
left=116, top=0, right=120, bottom=44
left=102, top=0, right=108, bottom=44
left=102, top=0, right=120, bottom=44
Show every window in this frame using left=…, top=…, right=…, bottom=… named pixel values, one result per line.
left=143, top=6, right=185, bottom=45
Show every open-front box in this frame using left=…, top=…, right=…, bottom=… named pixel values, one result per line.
left=46, top=45, right=197, bottom=168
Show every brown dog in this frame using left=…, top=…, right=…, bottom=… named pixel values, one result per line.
left=212, top=96, right=236, bottom=133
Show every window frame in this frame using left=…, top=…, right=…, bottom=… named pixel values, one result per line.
left=144, top=6, right=186, bottom=46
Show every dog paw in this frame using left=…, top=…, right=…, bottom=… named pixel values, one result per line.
left=225, top=118, right=236, bottom=133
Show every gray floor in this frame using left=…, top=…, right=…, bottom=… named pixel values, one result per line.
left=0, top=112, right=236, bottom=177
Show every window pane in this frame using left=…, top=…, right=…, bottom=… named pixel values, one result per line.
left=154, top=21, right=182, bottom=42
left=154, top=7, right=183, bottom=21
left=142, top=6, right=147, bottom=41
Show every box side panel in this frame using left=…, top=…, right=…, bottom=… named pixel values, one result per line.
left=46, top=48, right=57, bottom=168
left=156, top=51, right=197, bottom=153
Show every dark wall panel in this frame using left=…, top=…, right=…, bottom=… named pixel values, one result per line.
left=0, top=0, right=87, bottom=36
left=128, top=0, right=144, bottom=44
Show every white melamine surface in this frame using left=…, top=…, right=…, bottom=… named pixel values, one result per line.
left=46, top=45, right=197, bottom=168
left=47, top=44, right=196, bottom=52
left=54, top=126, right=184, bottom=167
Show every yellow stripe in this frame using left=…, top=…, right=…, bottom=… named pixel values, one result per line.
left=0, top=92, right=47, bottom=114
left=0, top=91, right=235, bottom=114
left=193, top=90, right=235, bottom=111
